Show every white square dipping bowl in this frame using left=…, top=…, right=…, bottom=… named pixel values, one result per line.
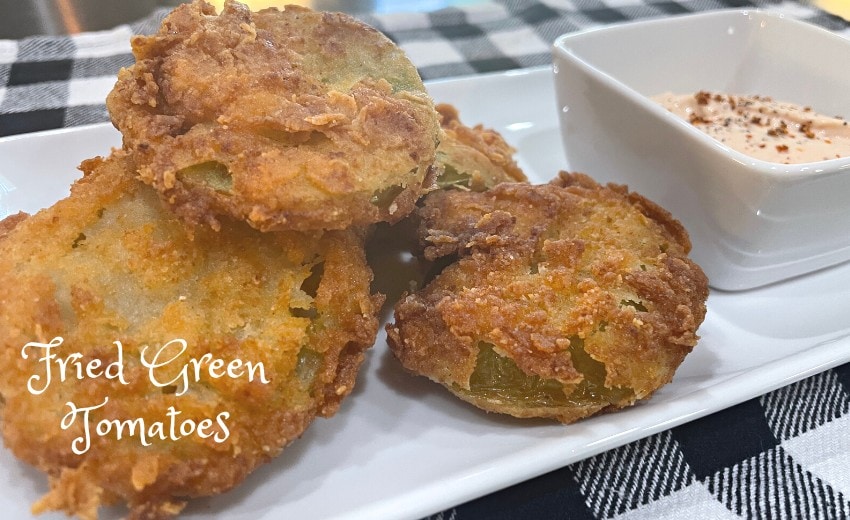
left=552, top=10, right=850, bottom=291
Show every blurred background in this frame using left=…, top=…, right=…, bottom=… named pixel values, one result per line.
left=1, top=0, right=846, bottom=39
left=0, top=0, right=485, bottom=39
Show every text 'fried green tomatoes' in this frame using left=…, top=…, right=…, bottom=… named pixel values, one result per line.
left=0, top=152, right=382, bottom=519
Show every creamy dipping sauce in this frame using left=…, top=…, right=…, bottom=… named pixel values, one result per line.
left=653, top=91, right=850, bottom=164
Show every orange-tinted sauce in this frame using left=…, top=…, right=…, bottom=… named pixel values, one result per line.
left=654, top=91, right=850, bottom=164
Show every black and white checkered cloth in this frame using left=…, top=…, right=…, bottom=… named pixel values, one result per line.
left=1, top=1, right=849, bottom=519
left=435, top=366, right=850, bottom=519
left=2, top=0, right=849, bottom=135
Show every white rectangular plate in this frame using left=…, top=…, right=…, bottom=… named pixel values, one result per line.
left=1, top=67, right=850, bottom=520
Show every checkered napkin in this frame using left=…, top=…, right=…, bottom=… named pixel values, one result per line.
left=1, top=0, right=849, bottom=135
left=432, top=365, right=850, bottom=520
left=1, top=1, right=849, bottom=519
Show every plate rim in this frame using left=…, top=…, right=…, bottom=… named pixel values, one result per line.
left=2, top=66, right=850, bottom=520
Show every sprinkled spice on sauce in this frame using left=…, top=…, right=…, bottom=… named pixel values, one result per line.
left=653, top=91, right=850, bottom=164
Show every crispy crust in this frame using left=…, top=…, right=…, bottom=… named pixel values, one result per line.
left=387, top=173, right=708, bottom=423
left=434, top=103, right=527, bottom=191
left=0, top=211, right=28, bottom=241
left=107, top=0, right=440, bottom=232
left=0, top=152, right=382, bottom=519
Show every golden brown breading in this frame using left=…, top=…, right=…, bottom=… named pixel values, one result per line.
left=387, top=173, right=708, bottom=423
left=0, top=152, right=382, bottom=519
left=0, top=210, right=27, bottom=240
left=434, top=103, right=527, bottom=191
left=107, top=0, right=440, bottom=232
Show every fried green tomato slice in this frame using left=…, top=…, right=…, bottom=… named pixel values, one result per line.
left=106, top=0, right=440, bottom=232
left=0, top=152, right=382, bottom=519
left=386, top=173, right=708, bottom=423
left=434, top=104, right=527, bottom=192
